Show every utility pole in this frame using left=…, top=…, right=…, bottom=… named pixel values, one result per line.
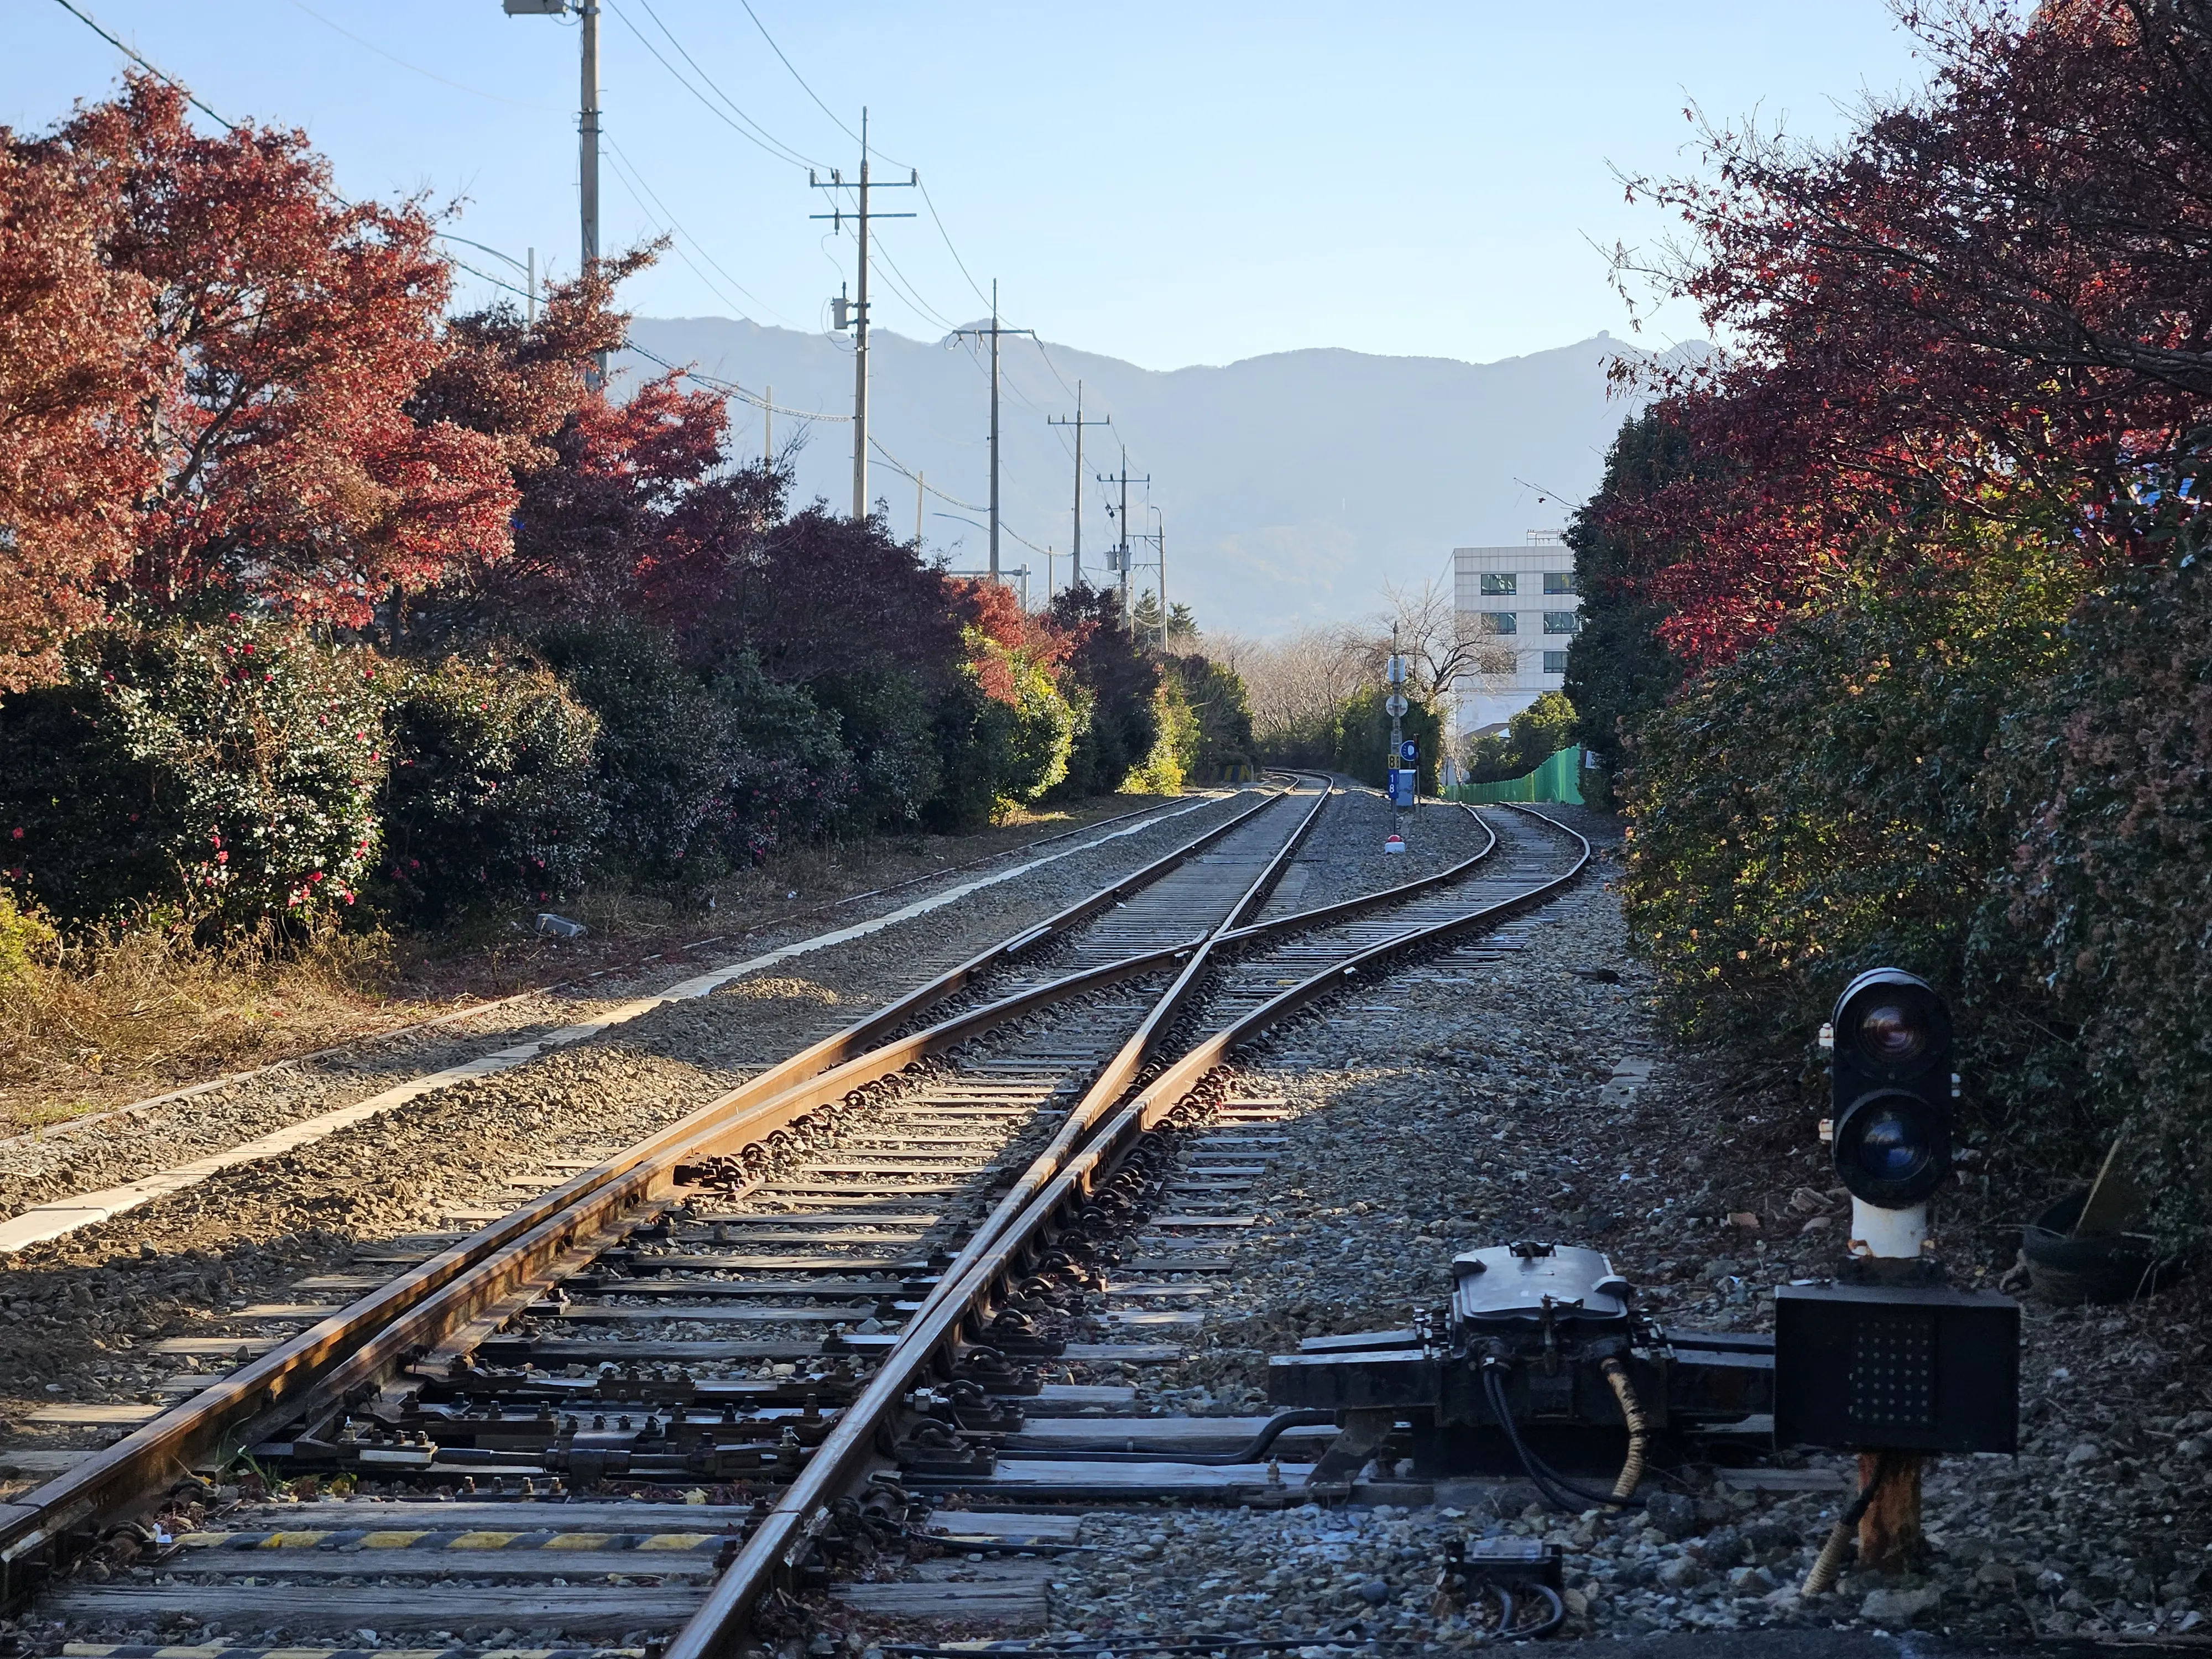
left=503, top=0, right=603, bottom=375
left=915, top=471, right=925, bottom=549
left=951, top=282, right=1034, bottom=582
left=812, top=111, right=916, bottom=520
left=1047, top=382, right=1109, bottom=587
left=763, top=385, right=771, bottom=467
left=1098, top=446, right=1149, bottom=623
left=526, top=247, right=537, bottom=328
left=1130, top=509, right=1167, bottom=647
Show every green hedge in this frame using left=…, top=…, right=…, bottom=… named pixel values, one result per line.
left=374, top=654, right=603, bottom=921
left=1, top=619, right=385, bottom=928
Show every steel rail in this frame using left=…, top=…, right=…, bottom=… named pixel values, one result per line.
left=667, top=805, right=1590, bottom=1658
left=271, top=774, right=1343, bottom=1449
left=0, top=782, right=1298, bottom=1601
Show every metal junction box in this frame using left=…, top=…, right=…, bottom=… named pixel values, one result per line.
left=1773, top=1282, right=2019, bottom=1454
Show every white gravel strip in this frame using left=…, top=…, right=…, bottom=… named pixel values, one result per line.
left=0, top=798, right=1217, bottom=1254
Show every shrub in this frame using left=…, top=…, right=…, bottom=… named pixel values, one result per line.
left=700, top=651, right=854, bottom=862
left=1, top=619, right=385, bottom=928
left=1619, top=535, right=2081, bottom=1055
left=1465, top=690, right=1579, bottom=783
left=0, top=889, right=55, bottom=994
left=1973, top=560, right=2212, bottom=1245
left=375, top=653, right=603, bottom=920
left=1165, top=654, right=1256, bottom=780
left=1331, top=686, right=1442, bottom=791
left=811, top=667, right=942, bottom=830
left=534, top=622, right=849, bottom=880
left=1126, top=680, right=1196, bottom=795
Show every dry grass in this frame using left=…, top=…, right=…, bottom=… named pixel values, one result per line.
left=0, top=791, right=1186, bottom=1138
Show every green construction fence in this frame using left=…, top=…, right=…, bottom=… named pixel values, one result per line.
left=1448, top=744, right=1587, bottom=806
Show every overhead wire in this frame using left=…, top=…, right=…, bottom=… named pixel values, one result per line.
left=603, top=137, right=789, bottom=321
left=737, top=0, right=860, bottom=145
left=279, top=0, right=559, bottom=111
left=602, top=0, right=818, bottom=174
left=614, top=0, right=826, bottom=172
left=50, top=0, right=534, bottom=303
left=625, top=340, right=848, bottom=422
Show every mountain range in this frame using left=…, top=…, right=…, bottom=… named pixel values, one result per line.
left=618, top=318, right=1686, bottom=639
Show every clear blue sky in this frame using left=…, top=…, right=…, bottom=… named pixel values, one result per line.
left=11, top=2, right=1935, bottom=371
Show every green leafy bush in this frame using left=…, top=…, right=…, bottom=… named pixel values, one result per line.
left=700, top=652, right=854, bottom=862
left=1465, top=691, right=1579, bottom=783
left=1, top=619, right=385, bottom=928
left=1972, top=560, right=2212, bottom=1245
left=1619, top=536, right=2081, bottom=1055
left=811, top=668, right=943, bottom=830
left=535, top=623, right=852, bottom=880
left=1331, top=686, right=1442, bottom=791
left=375, top=653, right=603, bottom=920
left=1165, top=654, right=1256, bottom=781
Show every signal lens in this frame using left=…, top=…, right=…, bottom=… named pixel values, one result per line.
left=1855, top=1107, right=1929, bottom=1182
left=1858, top=1003, right=1927, bottom=1064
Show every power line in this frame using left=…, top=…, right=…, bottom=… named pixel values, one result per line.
left=52, top=0, right=236, bottom=130
left=737, top=0, right=860, bottom=145
left=280, top=0, right=559, bottom=111
left=602, top=0, right=817, bottom=173
left=50, top=0, right=535, bottom=304
left=625, top=340, right=849, bottom=422
left=603, top=138, right=785, bottom=321
left=614, top=0, right=826, bottom=171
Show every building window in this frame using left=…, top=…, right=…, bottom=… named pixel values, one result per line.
left=1543, top=571, right=1578, bottom=594
left=1480, top=572, right=1517, bottom=596
left=1475, top=647, right=1518, bottom=676
left=1542, top=650, right=1569, bottom=674
left=1542, top=611, right=1580, bottom=635
left=1480, top=612, right=1518, bottom=635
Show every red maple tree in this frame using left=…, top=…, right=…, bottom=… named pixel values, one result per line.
left=1610, top=0, right=2212, bottom=662
left=0, top=131, right=154, bottom=690
left=36, top=77, right=514, bottom=636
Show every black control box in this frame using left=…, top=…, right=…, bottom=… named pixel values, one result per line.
left=1774, top=1281, right=2019, bottom=1454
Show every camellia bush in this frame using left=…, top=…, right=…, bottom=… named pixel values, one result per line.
left=374, top=653, right=603, bottom=921
left=1970, top=560, right=2212, bottom=1244
left=1619, top=534, right=2081, bottom=1053
left=1, top=618, right=385, bottom=929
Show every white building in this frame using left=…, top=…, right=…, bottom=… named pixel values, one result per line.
left=1451, top=533, right=1582, bottom=735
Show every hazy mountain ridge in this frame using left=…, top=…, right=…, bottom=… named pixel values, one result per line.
left=619, top=317, right=1693, bottom=637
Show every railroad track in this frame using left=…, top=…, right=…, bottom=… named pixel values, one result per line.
left=7, top=786, right=1589, bottom=1652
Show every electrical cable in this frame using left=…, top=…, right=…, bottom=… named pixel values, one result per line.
left=1801, top=1462, right=1891, bottom=1597
left=1483, top=1363, right=1636, bottom=1512
left=618, top=0, right=826, bottom=171
left=737, top=0, right=860, bottom=145
left=602, top=0, right=819, bottom=173
left=602, top=138, right=784, bottom=320
left=624, top=340, right=848, bottom=422
left=279, top=0, right=559, bottom=111
left=50, top=0, right=535, bottom=304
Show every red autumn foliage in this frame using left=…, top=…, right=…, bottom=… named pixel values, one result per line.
left=0, top=131, right=154, bottom=691
left=0, top=77, right=519, bottom=677
left=64, top=77, right=515, bottom=628
left=1610, top=0, right=2212, bottom=663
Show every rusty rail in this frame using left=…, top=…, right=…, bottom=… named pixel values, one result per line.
left=0, top=781, right=1301, bottom=1602
left=665, top=804, right=1589, bottom=1658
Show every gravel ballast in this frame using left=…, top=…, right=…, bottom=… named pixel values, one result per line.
left=1027, top=807, right=2208, bottom=1647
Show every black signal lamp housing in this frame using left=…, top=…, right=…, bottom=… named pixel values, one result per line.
left=1826, top=969, right=1955, bottom=1209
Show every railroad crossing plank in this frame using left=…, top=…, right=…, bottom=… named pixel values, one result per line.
left=830, top=1557, right=1051, bottom=1626
left=41, top=1583, right=701, bottom=1631
left=25, top=1402, right=164, bottom=1426
left=1003, top=1415, right=1335, bottom=1452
